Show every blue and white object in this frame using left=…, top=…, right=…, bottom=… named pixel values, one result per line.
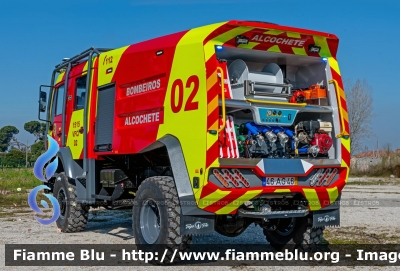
left=257, top=108, right=298, bottom=126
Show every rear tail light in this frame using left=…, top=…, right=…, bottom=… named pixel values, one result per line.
left=322, top=168, right=338, bottom=186
left=213, top=169, right=230, bottom=187
left=309, top=168, right=323, bottom=186
left=221, top=169, right=240, bottom=187
left=213, top=169, right=250, bottom=188
left=309, top=168, right=338, bottom=187
left=232, top=169, right=250, bottom=187
left=317, top=168, right=331, bottom=186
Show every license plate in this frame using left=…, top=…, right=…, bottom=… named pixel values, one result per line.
left=262, top=177, right=298, bottom=186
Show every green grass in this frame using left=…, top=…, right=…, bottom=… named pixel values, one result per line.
left=0, top=168, right=43, bottom=207
left=0, top=168, right=42, bottom=190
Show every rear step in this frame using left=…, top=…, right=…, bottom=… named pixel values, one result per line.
left=237, top=208, right=309, bottom=219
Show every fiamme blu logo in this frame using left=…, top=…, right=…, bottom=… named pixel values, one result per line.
left=28, top=135, right=60, bottom=225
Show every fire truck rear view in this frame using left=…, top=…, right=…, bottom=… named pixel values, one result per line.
left=38, top=20, right=350, bottom=259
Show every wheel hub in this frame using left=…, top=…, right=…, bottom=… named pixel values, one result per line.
left=140, top=198, right=161, bottom=244
left=275, top=218, right=296, bottom=236
left=57, top=187, right=67, bottom=219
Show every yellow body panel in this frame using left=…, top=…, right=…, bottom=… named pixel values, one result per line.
left=97, top=46, right=129, bottom=87
left=302, top=188, right=322, bottom=211
left=156, top=25, right=222, bottom=198
left=215, top=190, right=262, bottom=214
left=66, top=110, right=84, bottom=159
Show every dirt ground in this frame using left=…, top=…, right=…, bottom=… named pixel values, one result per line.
left=1, top=177, right=400, bottom=270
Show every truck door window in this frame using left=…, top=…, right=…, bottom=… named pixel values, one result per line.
left=55, top=84, right=65, bottom=116
left=75, top=75, right=87, bottom=110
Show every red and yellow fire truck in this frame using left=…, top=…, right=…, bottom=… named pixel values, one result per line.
left=38, top=20, right=350, bottom=256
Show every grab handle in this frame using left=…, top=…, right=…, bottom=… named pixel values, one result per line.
left=217, top=67, right=226, bottom=133
left=329, top=79, right=350, bottom=139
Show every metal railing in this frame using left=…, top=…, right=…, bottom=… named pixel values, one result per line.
left=243, top=80, right=292, bottom=98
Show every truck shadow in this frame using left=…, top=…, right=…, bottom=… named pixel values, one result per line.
left=85, top=208, right=134, bottom=241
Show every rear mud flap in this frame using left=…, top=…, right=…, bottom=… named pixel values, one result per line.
left=180, top=215, right=215, bottom=235
left=312, top=208, right=340, bottom=227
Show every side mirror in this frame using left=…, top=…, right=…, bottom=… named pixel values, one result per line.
left=39, top=85, right=52, bottom=122
left=39, top=91, right=47, bottom=112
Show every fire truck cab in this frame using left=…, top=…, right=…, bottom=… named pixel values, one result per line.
left=38, top=20, right=350, bottom=257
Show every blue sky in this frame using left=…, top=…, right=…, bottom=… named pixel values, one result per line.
left=0, top=0, right=399, bottom=151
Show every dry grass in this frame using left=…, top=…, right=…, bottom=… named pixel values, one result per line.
left=324, top=226, right=400, bottom=244
left=350, top=162, right=400, bottom=178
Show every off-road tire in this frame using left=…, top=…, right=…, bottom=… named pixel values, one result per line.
left=53, top=172, right=89, bottom=232
left=133, top=176, right=191, bottom=263
left=263, top=216, right=324, bottom=251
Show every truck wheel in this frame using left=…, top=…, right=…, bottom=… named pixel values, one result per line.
left=133, top=176, right=191, bottom=262
left=53, top=173, right=89, bottom=232
left=262, top=217, right=324, bottom=251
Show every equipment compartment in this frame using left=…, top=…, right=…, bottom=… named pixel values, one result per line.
left=216, top=46, right=331, bottom=106
left=216, top=46, right=338, bottom=160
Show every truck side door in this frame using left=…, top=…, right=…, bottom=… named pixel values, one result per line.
left=66, top=75, right=87, bottom=159
left=50, top=73, right=75, bottom=149
left=51, top=84, right=65, bottom=146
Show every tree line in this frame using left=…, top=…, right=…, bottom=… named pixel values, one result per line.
left=0, top=121, right=46, bottom=167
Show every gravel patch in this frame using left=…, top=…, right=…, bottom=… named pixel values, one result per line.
left=1, top=179, right=400, bottom=270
